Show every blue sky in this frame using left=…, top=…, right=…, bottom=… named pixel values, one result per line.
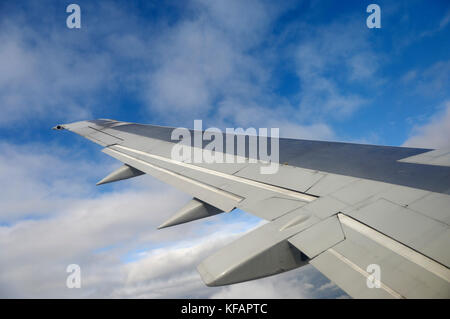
left=0, top=0, right=449, bottom=298
left=0, top=0, right=449, bottom=146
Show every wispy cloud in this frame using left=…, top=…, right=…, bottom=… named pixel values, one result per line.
left=400, top=59, right=450, bottom=102
left=0, top=20, right=107, bottom=126
left=0, top=142, right=113, bottom=222
left=403, top=100, right=450, bottom=149
left=294, top=20, right=381, bottom=120
left=418, top=10, right=450, bottom=38
left=143, top=0, right=287, bottom=124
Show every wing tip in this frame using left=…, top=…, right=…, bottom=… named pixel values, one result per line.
left=52, top=124, right=65, bottom=130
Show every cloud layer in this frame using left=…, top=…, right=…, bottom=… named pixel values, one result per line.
left=0, top=0, right=378, bottom=140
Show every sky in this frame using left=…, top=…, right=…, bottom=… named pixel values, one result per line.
left=0, top=0, right=449, bottom=298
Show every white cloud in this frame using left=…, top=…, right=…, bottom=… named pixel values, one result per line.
left=294, top=20, right=380, bottom=120
left=417, top=61, right=450, bottom=97
left=0, top=179, right=188, bottom=297
left=143, top=0, right=277, bottom=123
left=418, top=10, right=450, bottom=38
left=0, top=142, right=110, bottom=222
left=0, top=21, right=109, bottom=126
left=216, top=99, right=335, bottom=140
left=141, top=0, right=344, bottom=140
left=403, top=101, right=450, bottom=149
left=439, top=11, right=450, bottom=30
left=0, top=0, right=347, bottom=141
left=401, top=61, right=450, bottom=98
left=0, top=188, right=344, bottom=298
left=0, top=2, right=158, bottom=127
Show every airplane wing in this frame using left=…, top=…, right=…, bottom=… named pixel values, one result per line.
left=54, top=119, right=450, bottom=298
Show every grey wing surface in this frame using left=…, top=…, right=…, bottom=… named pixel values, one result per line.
left=54, top=119, right=450, bottom=298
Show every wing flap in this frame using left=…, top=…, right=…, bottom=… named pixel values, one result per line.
left=197, top=207, right=320, bottom=286
left=288, top=215, right=345, bottom=258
